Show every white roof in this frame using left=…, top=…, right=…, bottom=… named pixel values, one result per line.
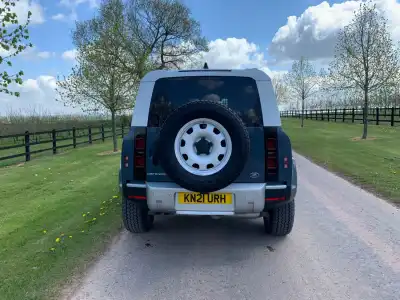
left=141, top=68, right=271, bottom=82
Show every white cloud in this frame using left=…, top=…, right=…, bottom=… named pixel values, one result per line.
left=0, top=76, right=81, bottom=115
left=62, top=49, right=78, bottom=61
left=197, top=38, right=272, bottom=77
left=12, top=0, right=45, bottom=25
left=51, top=13, right=66, bottom=21
left=37, top=51, right=55, bottom=59
left=268, top=0, right=400, bottom=62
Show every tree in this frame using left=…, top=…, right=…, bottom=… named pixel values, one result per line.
left=57, top=0, right=136, bottom=152
left=0, top=0, right=33, bottom=96
left=284, top=57, right=320, bottom=127
left=271, top=74, right=289, bottom=105
left=73, top=0, right=208, bottom=80
left=328, top=1, right=400, bottom=139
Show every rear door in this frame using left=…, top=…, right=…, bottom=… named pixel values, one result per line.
left=146, top=75, right=265, bottom=183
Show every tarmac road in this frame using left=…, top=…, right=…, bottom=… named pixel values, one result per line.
left=68, top=153, right=400, bottom=300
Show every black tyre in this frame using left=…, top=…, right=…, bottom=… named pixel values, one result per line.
left=122, top=197, right=154, bottom=233
left=156, top=100, right=250, bottom=193
left=264, top=201, right=295, bottom=236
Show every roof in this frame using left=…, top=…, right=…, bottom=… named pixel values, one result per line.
left=141, top=68, right=271, bottom=82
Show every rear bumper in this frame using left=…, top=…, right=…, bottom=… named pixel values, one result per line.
left=121, top=181, right=296, bottom=216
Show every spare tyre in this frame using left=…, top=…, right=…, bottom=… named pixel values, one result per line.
left=157, top=100, right=250, bottom=193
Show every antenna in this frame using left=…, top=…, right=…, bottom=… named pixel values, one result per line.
left=203, top=62, right=209, bottom=69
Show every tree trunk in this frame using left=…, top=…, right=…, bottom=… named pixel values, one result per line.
left=301, top=96, right=305, bottom=128
left=361, top=89, right=368, bottom=139
left=111, top=111, right=118, bottom=152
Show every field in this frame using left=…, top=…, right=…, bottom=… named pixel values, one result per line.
left=282, top=119, right=400, bottom=204
left=0, top=140, right=123, bottom=300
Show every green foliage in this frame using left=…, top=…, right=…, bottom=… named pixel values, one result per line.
left=0, top=0, right=33, bottom=96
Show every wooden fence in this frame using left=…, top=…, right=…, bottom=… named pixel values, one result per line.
left=0, top=124, right=130, bottom=163
left=280, top=107, right=400, bottom=126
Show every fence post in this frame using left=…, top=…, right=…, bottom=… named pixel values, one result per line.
left=72, top=127, right=76, bottom=148
left=305, top=110, right=308, bottom=119
left=375, top=107, right=379, bottom=125
left=321, top=110, right=324, bottom=121
left=342, top=108, right=346, bottom=122
left=334, top=109, right=337, bottom=122
left=101, top=124, right=105, bottom=142
left=24, top=131, right=30, bottom=162
left=391, top=107, right=395, bottom=126
left=52, top=129, right=57, bottom=154
left=352, top=108, right=355, bottom=123
left=327, top=109, right=330, bottom=122
left=88, top=126, right=92, bottom=144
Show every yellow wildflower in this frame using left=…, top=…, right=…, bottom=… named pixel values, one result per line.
left=113, top=195, right=118, bottom=199
left=92, top=217, right=97, bottom=221
left=49, top=247, right=56, bottom=252
left=68, top=235, right=72, bottom=239
left=81, top=230, right=85, bottom=233
left=55, top=238, right=60, bottom=243
left=42, top=230, right=47, bottom=234
left=82, top=213, right=86, bottom=217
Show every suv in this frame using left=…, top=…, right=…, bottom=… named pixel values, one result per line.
left=119, top=67, right=297, bottom=236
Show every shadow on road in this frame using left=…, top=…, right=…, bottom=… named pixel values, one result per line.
left=122, top=216, right=289, bottom=267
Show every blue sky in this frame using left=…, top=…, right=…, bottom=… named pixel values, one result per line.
left=2, top=0, right=400, bottom=114
left=15, top=0, right=339, bottom=79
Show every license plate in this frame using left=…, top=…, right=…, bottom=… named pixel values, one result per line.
left=177, top=192, right=232, bottom=204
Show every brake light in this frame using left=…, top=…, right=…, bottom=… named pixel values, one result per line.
left=264, top=128, right=278, bottom=181
left=134, top=134, right=146, bottom=180
left=135, top=137, right=145, bottom=150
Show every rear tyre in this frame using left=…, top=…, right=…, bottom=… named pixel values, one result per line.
left=264, top=201, right=295, bottom=236
left=122, top=197, right=154, bottom=233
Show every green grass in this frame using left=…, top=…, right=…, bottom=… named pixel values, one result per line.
left=282, top=119, right=400, bottom=204
left=0, top=140, right=123, bottom=300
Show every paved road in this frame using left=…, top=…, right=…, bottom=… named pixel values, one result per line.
left=68, top=154, right=400, bottom=300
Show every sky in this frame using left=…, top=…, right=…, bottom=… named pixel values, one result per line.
left=1, top=0, right=400, bottom=115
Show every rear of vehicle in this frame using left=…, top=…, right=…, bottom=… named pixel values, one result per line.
left=120, top=69, right=297, bottom=236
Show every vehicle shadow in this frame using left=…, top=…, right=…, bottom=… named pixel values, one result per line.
left=123, top=216, right=289, bottom=267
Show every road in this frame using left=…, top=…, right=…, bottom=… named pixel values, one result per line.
left=68, top=154, right=400, bottom=300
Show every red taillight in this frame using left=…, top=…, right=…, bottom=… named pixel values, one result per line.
left=267, top=157, right=277, bottom=169
left=134, top=155, right=145, bottom=167
left=265, top=129, right=278, bottom=181
left=134, top=134, right=146, bottom=180
left=267, top=138, right=276, bottom=150
left=265, top=196, right=285, bottom=201
left=135, top=137, right=145, bottom=150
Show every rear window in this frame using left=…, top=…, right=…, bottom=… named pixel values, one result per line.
left=147, top=76, right=263, bottom=127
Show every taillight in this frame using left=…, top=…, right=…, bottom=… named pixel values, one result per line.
left=264, top=128, right=278, bottom=181
left=134, top=134, right=146, bottom=180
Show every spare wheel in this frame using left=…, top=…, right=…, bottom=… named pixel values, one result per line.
left=157, top=100, right=250, bottom=193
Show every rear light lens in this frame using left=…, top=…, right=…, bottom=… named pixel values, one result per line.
left=135, top=137, right=145, bottom=150
left=134, top=134, right=146, bottom=180
left=134, top=155, right=145, bottom=167
left=264, top=129, right=278, bottom=181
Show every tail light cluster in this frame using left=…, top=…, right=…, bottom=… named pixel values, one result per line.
left=265, top=128, right=278, bottom=182
left=133, top=134, right=146, bottom=180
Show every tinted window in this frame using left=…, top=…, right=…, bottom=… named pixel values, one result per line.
left=147, top=76, right=263, bottom=127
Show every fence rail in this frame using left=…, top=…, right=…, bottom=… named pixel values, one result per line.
left=280, top=107, right=400, bottom=126
left=0, top=124, right=130, bottom=163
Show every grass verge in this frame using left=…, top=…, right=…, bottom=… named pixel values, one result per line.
left=282, top=119, right=400, bottom=205
left=0, top=140, right=123, bottom=300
